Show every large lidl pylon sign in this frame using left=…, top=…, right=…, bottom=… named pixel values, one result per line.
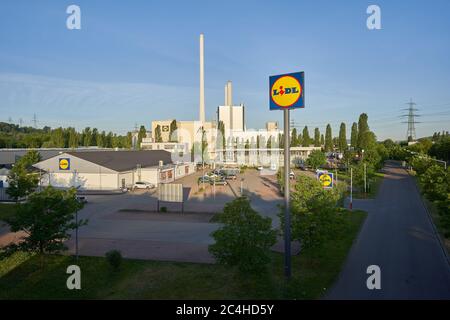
left=269, top=72, right=304, bottom=110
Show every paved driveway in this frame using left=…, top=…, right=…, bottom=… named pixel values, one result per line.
left=326, top=161, right=450, bottom=299
left=66, top=169, right=283, bottom=263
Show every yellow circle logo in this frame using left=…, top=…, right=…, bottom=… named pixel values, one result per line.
left=319, top=174, right=332, bottom=187
left=59, top=159, right=69, bottom=170
left=271, top=76, right=302, bottom=108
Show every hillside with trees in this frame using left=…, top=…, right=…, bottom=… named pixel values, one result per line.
left=0, top=122, right=133, bottom=149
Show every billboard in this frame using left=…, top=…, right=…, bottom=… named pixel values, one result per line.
left=158, top=183, right=183, bottom=202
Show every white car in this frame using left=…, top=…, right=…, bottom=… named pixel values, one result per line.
left=289, top=171, right=295, bottom=179
left=133, top=181, right=155, bottom=190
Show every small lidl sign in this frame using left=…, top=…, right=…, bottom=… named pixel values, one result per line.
left=318, top=172, right=333, bottom=189
left=59, top=158, right=70, bottom=170
left=270, top=71, right=304, bottom=110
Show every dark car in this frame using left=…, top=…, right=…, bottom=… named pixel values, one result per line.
left=198, top=176, right=210, bottom=184
left=76, top=196, right=87, bottom=204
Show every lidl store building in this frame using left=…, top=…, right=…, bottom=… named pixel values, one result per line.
left=33, top=150, right=194, bottom=190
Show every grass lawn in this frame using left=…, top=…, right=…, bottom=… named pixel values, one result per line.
left=338, top=171, right=385, bottom=199
left=0, top=210, right=366, bottom=300
left=0, top=203, right=17, bottom=222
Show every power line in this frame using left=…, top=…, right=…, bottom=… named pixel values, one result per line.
left=401, top=98, right=420, bottom=141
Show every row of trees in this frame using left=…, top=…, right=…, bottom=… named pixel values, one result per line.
left=0, top=122, right=133, bottom=149
left=288, top=115, right=372, bottom=153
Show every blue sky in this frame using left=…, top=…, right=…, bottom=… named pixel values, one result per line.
left=0, top=0, right=449, bottom=140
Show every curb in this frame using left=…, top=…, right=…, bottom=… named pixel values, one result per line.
left=405, top=167, right=450, bottom=269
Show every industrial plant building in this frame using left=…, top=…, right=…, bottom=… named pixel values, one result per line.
left=33, top=150, right=194, bottom=190
left=139, top=33, right=320, bottom=167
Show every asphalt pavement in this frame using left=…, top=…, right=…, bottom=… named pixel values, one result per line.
left=326, top=161, right=450, bottom=299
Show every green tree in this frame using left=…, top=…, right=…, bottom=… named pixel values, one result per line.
left=137, top=126, right=147, bottom=149
left=169, top=120, right=178, bottom=142
left=209, top=197, right=277, bottom=273
left=306, top=150, right=327, bottom=170
left=351, top=122, right=358, bottom=149
left=410, top=155, right=434, bottom=175
left=419, top=165, right=448, bottom=202
left=82, top=127, right=92, bottom=147
left=325, top=124, right=333, bottom=152
left=296, top=132, right=302, bottom=147
left=357, top=113, right=370, bottom=151
left=18, top=149, right=41, bottom=169
left=291, top=128, right=298, bottom=147
left=105, top=131, right=113, bottom=148
left=302, top=126, right=311, bottom=147
left=320, top=134, right=324, bottom=146
left=287, top=175, right=345, bottom=251
left=91, top=128, right=98, bottom=146
left=1, top=187, right=87, bottom=262
left=338, top=122, right=347, bottom=152
left=314, top=128, right=320, bottom=147
left=68, top=128, right=79, bottom=148
left=154, top=125, right=162, bottom=143
left=96, top=131, right=105, bottom=147
left=6, top=150, right=41, bottom=202
left=429, top=135, right=450, bottom=162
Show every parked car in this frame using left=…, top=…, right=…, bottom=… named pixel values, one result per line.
left=289, top=171, right=295, bottom=179
left=198, top=175, right=210, bottom=184
left=76, top=196, right=87, bottom=204
left=133, top=181, right=155, bottom=190
left=257, top=166, right=264, bottom=171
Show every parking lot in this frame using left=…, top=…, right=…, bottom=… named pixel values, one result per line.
left=64, top=167, right=283, bottom=263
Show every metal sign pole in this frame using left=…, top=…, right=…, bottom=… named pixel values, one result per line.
left=350, top=167, right=353, bottom=210
left=283, top=108, right=291, bottom=279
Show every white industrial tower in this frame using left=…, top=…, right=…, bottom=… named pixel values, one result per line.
left=199, top=33, right=205, bottom=124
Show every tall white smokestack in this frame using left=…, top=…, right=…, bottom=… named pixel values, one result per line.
left=227, top=81, right=233, bottom=131
left=199, top=33, right=205, bottom=123
left=224, top=84, right=228, bottom=106
left=227, top=81, right=233, bottom=107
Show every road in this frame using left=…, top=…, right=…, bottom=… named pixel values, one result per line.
left=326, top=161, right=450, bottom=299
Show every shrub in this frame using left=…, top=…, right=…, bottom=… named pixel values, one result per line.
left=105, top=250, right=122, bottom=271
left=410, top=155, right=434, bottom=175
left=420, top=165, right=448, bottom=202
left=306, top=150, right=327, bottom=170
left=209, top=197, right=277, bottom=273
left=160, top=206, right=167, bottom=213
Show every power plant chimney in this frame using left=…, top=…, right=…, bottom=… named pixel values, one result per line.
left=227, top=80, right=233, bottom=131
left=227, top=81, right=233, bottom=107
left=224, top=84, right=228, bottom=106
left=199, top=33, right=205, bottom=123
